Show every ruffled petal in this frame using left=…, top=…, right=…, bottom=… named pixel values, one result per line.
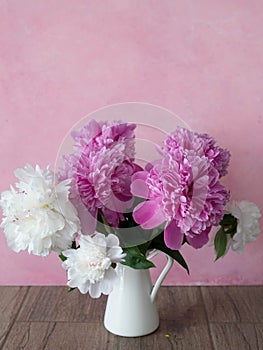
left=88, top=283, right=102, bottom=298
left=105, top=233, right=120, bottom=247
left=186, top=227, right=211, bottom=249
left=130, top=179, right=149, bottom=198
left=131, top=171, right=148, bottom=182
left=107, top=192, right=133, bottom=212
left=164, top=220, right=184, bottom=250
left=133, top=200, right=165, bottom=229
left=101, top=268, right=117, bottom=294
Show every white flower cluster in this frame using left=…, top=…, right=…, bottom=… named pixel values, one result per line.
left=0, top=164, right=80, bottom=256
left=62, top=233, right=126, bottom=298
left=227, top=200, right=261, bottom=254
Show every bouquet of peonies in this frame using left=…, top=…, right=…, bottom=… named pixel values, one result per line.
left=0, top=120, right=261, bottom=298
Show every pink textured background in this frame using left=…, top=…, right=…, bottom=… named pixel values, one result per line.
left=0, top=1, right=262, bottom=285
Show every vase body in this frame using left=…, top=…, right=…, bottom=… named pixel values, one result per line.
left=104, top=251, right=173, bottom=337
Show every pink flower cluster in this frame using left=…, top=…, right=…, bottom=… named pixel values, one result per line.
left=131, top=127, right=230, bottom=250
left=59, top=120, right=138, bottom=234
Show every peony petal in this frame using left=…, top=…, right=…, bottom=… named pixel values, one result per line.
left=133, top=200, right=165, bottom=229
left=92, top=233, right=108, bottom=249
left=108, top=248, right=126, bottom=264
left=186, top=227, right=211, bottom=249
left=130, top=179, right=149, bottom=199
left=105, top=233, right=120, bottom=248
left=141, top=210, right=166, bottom=229
left=164, top=220, right=184, bottom=250
left=101, top=268, right=117, bottom=295
left=89, top=282, right=102, bottom=298
left=133, top=201, right=157, bottom=224
left=131, top=171, right=148, bottom=182
left=78, top=282, right=90, bottom=294
left=107, top=192, right=133, bottom=212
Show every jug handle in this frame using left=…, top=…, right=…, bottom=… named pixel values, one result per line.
left=147, top=250, right=174, bottom=303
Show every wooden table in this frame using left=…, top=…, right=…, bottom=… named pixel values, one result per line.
left=0, top=286, right=262, bottom=349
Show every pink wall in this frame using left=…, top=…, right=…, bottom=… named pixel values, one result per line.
left=0, top=0, right=262, bottom=285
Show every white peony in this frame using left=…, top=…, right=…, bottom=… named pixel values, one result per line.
left=0, top=164, right=80, bottom=256
left=62, top=233, right=126, bottom=298
left=227, top=200, right=261, bottom=254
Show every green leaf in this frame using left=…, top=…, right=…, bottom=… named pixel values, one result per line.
left=71, top=240, right=77, bottom=249
left=220, top=214, right=238, bottom=237
left=214, top=227, right=228, bottom=260
left=122, top=246, right=155, bottom=269
left=148, top=234, right=189, bottom=274
left=220, top=213, right=236, bottom=226
left=59, top=253, right=67, bottom=262
left=137, top=241, right=152, bottom=256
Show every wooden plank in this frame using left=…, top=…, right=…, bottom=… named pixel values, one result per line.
left=255, top=324, right=263, bottom=349
left=0, top=324, right=12, bottom=349
left=107, top=332, right=141, bottom=350
left=0, top=286, right=28, bottom=322
left=2, top=322, right=56, bottom=350
left=1, top=286, right=262, bottom=349
left=13, top=286, right=213, bottom=350
left=3, top=322, right=113, bottom=350
left=17, top=286, right=106, bottom=322
left=201, top=286, right=263, bottom=323
left=0, top=287, right=28, bottom=348
left=42, top=322, right=108, bottom=350
left=157, top=286, right=208, bottom=326
left=17, top=286, right=208, bottom=325
left=96, top=320, right=213, bottom=350
left=140, top=320, right=213, bottom=350
left=108, top=287, right=212, bottom=350
left=210, top=323, right=263, bottom=350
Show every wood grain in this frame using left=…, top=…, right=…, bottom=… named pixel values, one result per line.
left=157, top=286, right=208, bottom=327
left=0, top=324, right=12, bottom=349
left=139, top=322, right=213, bottom=350
left=201, top=286, right=263, bottom=323
left=17, top=286, right=106, bottom=322
left=255, top=324, right=263, bottom=349
left=210, top=323, right=263, bottom=350
left=0, top=286, right=262, bottom=349
left=0, top=286, right=28, bottom=348
left=2, top=322, right=56, bottom=350
left=43, top=322, right=109, bottom=350
left=107, top=332, right=141, bottom=350
left=0, top=286, right=28, bottom=322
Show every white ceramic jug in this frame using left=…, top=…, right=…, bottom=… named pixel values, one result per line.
left=104, top=250, right=174, bottom=337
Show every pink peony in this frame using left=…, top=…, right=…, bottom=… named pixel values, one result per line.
left=164, top=127, right=230, bottom=177
left=59, top=120, right=138, bottom=234
left=131, top=127, right=230, bottom=250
